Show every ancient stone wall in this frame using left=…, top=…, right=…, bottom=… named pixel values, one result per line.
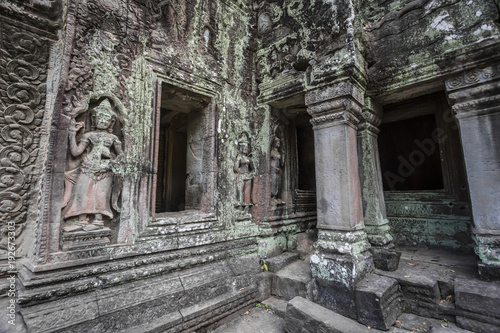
left=1, top=0, right=499, bottom=331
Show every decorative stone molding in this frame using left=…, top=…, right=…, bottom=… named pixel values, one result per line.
left=474, top=232, right=500, bottom=280
left=309, top=109, right=360, bottom=127
left=305, top=82, right=364, bottom=128
left=0, top=24, right=49, bottom=257
left=314, top=229, right=371, bottom=256
left=358, top=97, right=382, bottom=134
left=445, top=63, right=500, bottom=119
left=445, top=66, right=496, bottom=91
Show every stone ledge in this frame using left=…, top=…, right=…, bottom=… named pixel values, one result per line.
left=285, top=296, right=370, bottom=333
left=263, top=252, right=299, bottom=273
left=262, top=296, right=288, bottom=318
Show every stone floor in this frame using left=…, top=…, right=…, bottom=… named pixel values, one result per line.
left=208, top=247, right=483, bottom=333
left=211, top=307, right=285, bottom=333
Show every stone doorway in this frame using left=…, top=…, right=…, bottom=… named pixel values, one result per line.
left=377, top=92, right=473, bottom=251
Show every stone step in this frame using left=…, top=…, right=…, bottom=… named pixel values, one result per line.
left=271, top=257, right=313, bottom=301
left=211, top=306, right=285, bottom=333
left=395, top=313, right=473, bottom=333
left=454, top=277, right=500, bottom=333
left=261, top=296, right=288, bottom=318
left=263, top=252, right=300, bottom=273
left=376, top=267, right=442, bottom=319
left=121, top=287, right=258, bottom=333
left=356, top=273, right=402, bottom=330
left=285, top=296, right=371, bottom=333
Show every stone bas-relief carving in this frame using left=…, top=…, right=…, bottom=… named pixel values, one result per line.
left=233, top=132, right=254, bottom=209
left=61, top=98, right=123, bottom=245
left=270, top=135, right=284, bottom=204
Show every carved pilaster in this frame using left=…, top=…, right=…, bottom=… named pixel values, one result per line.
left=0, top=24, right=50, bottom=264
left=305, top=83, right=373, bottom=316
left=357, top=98, right=399, bottom=271
left=445, top=64, right=500, bottom=279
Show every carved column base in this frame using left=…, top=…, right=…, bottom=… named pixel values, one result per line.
left=365, top=222, right=400, bottom=271
left=474, top=233, right=500, bottom=280
left=365, top=222, right=393, bottom=247
left=311, top=230, right=373, bottom=318
left=61, top=228, right=112, bottom=251
left=310, top=229, right=373, bottom=318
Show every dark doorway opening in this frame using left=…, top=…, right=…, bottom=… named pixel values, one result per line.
left=155, top=84, right=209, bottom=214
left=156, top=111, right=188, bottom=212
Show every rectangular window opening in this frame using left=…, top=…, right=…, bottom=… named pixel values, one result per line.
left=155, top=84, right=210, bottom=214
left=378, top=96, right=445, bottom=192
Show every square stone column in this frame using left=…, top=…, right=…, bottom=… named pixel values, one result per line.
left=305, top=83, right=373, bottom=317
left=357, top=98, right=400, bottom=271
left=445, top=64, right=500, bottom=279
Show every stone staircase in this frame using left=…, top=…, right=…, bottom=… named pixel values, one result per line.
left=248, top=249, right=500, bottom=333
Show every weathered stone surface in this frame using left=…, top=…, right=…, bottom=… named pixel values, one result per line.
left=212, top=307, right=285, bottom=333
left=455, top=278, right=500, bottom=315
left=456, top=316, right=500, bottom=333
left=313, top=278, right=358, bottom=320
left=356, top=274, right=401, bottom=330
left=396, top=313, right=474, bottom=333
left=377, top=266, right=441, bottom=319
left=256, top=272, right=273, bottom=301
left=311, top=250, right=373, bottom=319
left=455, top=277, right=500, bottom=330
left=3, top=0, right=500, bottom=331
left=295, top=232, right=316, bottom=257
left=272, top=258, right=313, bottom=301
left=262, top=296, right=288, bottom=319
left=285, top=296, right=370, bottom=333
left=430, top=322, right=474, bottom=333
left=264, top=252, right=299, bottom=273
left=371, top=248, right=401, bottom=272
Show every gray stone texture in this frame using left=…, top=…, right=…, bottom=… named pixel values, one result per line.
left=285, top=296, right=370, bottom=333
left=211, top=307, right=285, bottom=333
left=2, top=0, right=500, bottom=331
left=356, top=274, right=402, bottom=330
left=264, top=252, right=300, bottom=273
left=455, top=277, right=500, bottom=331
left=262, top=296, right=288, bottom=319
left=371, top=247, right=401, bottom=272
left=272, top=258, right=313, bottom=301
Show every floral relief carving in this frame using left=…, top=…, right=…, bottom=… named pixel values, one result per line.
left=0, top=25, right=48, bottom=253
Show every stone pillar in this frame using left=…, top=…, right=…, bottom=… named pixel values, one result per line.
left=357, top=98, right=400, bottom=271
left=305, top=83, right=372, bottom=318
left=445, top=64, right=500, bottom=280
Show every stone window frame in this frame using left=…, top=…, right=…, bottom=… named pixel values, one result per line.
left=139, top=79, right=218, bottom=234
left=379, top=92, right=466, bottom=198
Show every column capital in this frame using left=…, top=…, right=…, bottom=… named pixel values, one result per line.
left=305, top=83, right=364, bottom=128
left=359, top=97, right=382, bottom=134
left=445, top=63, right=500, bottom=119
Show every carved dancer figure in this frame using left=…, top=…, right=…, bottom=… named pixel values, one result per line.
left=233, top=132, right=254, bottom=206
left=270, top=136, right=284, bottom=202
left=62, top=99, right=123, bottom=230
